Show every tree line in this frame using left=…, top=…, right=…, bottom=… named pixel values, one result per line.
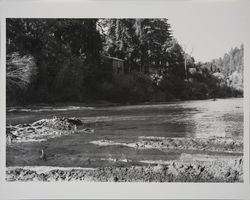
left=199, top=45, right=243, bottom=92
left=6, top=18, right=243, bottom=105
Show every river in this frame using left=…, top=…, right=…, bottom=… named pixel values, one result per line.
left=6, top=98, right=243, bottom=168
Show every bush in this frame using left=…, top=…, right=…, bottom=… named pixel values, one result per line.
left=6, top=52, right=37, bottom=104
left=6, top=53, right=37, bottom=91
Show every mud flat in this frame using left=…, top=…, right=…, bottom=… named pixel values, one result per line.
left=90, top=136, right=243, bottom=154
left=6, top=157, right=243, bottom=182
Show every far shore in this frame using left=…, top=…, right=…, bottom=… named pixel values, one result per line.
left=6, top=97, right=243, bottom=110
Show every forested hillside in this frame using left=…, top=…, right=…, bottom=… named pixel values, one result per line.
left=6, top=18, right=243, bottom=105
left=200, top=45, right=244, bottom=91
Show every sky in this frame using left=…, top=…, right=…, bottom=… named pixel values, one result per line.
left=166, top=0, right=249, bottom=62
left=1, top=0, right=249, bottom=63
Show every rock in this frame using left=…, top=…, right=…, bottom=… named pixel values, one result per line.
left=82, top=128, right=94, bottom=134
left=68, top=118, right=83, bottom=126
left=113, top=176, right=119, bottom=182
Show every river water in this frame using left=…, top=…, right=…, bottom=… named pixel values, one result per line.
left=6, top=98, right=243, bottom=168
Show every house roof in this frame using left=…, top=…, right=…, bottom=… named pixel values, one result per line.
left=104, top=56, right=124, bottom=62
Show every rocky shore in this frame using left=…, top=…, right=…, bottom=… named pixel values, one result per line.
left=6, top=157, right=243, bottom=182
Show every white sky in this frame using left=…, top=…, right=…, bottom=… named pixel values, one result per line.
left=166, top=0, right=249, bottom=62
left=1, top=0, right=249, bottom=63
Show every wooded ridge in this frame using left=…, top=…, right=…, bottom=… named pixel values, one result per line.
left=6, top=18, right=243, bottom=105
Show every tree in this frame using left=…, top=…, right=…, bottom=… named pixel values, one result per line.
left=6, top=18, right=103, bottom=103
left=200, top=45, right=244, bottom=92
left=164, top=40, right=186, bottom=79
left=101, top=18, right=172, bottom=73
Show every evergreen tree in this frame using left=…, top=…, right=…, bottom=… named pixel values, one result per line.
left=101, top=18, right=173, bottom=73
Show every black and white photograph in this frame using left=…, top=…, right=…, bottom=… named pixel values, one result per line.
left=1, top=0, right=250, bottom=199
left=1, top=2, right=250, bottom=199
left=4, top=15, right=245, bottom=183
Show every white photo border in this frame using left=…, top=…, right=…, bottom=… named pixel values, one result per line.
left=0, top=0, right=250, bottom=199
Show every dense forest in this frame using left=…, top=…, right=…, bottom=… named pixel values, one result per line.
left=6, top=18, right=243, bottom=105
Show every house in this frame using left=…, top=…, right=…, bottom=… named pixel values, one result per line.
left=188, top=67, right=197, bottom=75
left=104, top=56, right=125, bottom=75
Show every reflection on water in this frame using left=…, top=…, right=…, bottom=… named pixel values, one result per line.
left=187, top=98, right=243, bottom=138
left=91, top=98, right=243, bottom=140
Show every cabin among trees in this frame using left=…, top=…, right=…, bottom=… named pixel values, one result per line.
left=104, top=56, right=125, bottom=76
left=188, top=67, right=197, bottom=75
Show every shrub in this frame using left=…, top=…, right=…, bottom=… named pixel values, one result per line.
left=6, top=52, right=37, bottom=104
left=6, top=52, right=37, bottom=91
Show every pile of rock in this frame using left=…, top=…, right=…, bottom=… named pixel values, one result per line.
left=6, top=117, right=83, bottom=144
left=32, top=117, right=82, bottom=131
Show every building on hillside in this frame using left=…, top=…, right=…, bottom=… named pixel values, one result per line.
left=186, top=67, right=197, bottom=82
left=188, top=67, right=197, bottom=75
left=104, top=56, right=125, bottom=76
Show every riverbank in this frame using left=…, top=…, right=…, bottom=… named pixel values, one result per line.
left=7, top=97, right=242, bottom=112
left=6, top=157, right=243, bottom=182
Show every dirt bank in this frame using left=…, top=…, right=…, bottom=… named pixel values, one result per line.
left=6, top=157, right=243, bottom=182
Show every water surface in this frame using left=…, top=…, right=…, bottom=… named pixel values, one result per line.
left=6, top=98, right=243, bottom=168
